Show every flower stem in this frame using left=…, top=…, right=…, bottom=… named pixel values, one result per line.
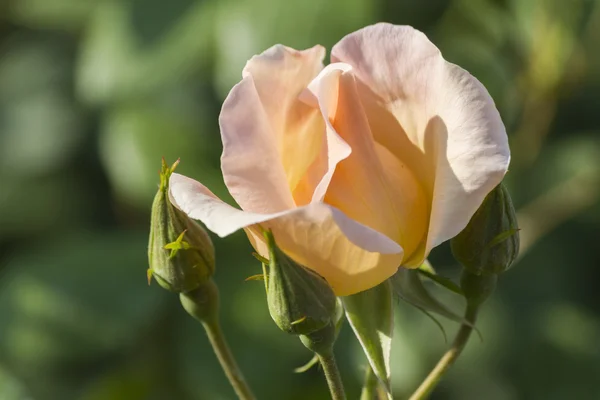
left=180, top=281, right=256, bottom=400
left=408, top=302, right=479, bottom=400
left=360, top=366, right=384, bottom=400
left=201, top=316, right=256, bottom=400
left=318, top=351, right=347, bottom=400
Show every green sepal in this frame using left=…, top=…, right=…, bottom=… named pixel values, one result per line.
left=342, top=280, right=394, bottom=398
left=485, top=228, right=521, bottom=249
left=251, top=252, right=269, bottom=264
left=391, top=268, right=474, bottom=328
left=164, top=230, right=193, bottom=258
left=416, top=268, right=464, bottom=296
left=412, top=305, right=449, bottom=343
left=293, top=354, right=319, bottom=373
left=146, top=268, right=153, bottom=285
left=244, top=274, right=265, bottom=282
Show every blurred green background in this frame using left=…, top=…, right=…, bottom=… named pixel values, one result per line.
left=1, top=0, right=600, bottom=399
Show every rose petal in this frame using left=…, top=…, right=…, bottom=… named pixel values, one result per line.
left=306, top=63, right=429, bottom=260
left=332, top=23, right=510, bottom=260
left=297, top=63, right=353, bottom=204
left=169, top=173, right=404, bottom=295
left=219, top=76, right=295, bottom=214
left=221, top=45, right=326, bottom=211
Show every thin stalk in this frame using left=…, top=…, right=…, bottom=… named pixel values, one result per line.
left=318, top=351, right=347, bottom=400
left=408, top=303, right=479, bottom=400
left=180, top=282, right=256, bottom=400
left=202, top=315, right=256, bottom=400
left=360, top=366, right=384, bottom=400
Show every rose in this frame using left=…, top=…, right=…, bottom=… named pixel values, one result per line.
left=169, top=23, right=510, bottom=296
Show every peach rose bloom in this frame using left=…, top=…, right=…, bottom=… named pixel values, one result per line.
left=169, top=23, right=510, bottom=296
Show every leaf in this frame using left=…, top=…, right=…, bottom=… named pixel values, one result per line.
left=391, top=269, right=474, bottom=328
left=360, top=365, right=390, bottom=400
left=342, top=280, right=393, bottom=398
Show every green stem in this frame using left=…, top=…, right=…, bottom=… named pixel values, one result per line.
left=180, top=281, right=256, bottom=400
left=202, top=316, right=256, bottom=400
left=408, top=302, right=479, bottom=400
left=360, top=366, right=383, bottom=400
left=318, top=351, right=347, bottom=400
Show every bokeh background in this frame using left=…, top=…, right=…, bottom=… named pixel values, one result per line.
left=1, top=0, right=599, bottom=399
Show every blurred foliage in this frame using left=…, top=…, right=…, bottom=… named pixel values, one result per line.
left=0, top=0, right=600, bottom=399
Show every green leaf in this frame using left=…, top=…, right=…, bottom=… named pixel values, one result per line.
left=391, top=269, right=473, bottom=327
left=342, top=281, right=393, bottom=398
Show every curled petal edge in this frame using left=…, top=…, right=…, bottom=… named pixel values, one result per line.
left=168, top=173, right=402, bottom=255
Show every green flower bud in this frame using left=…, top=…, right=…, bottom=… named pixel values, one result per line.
left=451, top=183, right=520, bottom=276
left=148, top=159, right=215, bottom=292
left=264, top=231, right=337, bottom=336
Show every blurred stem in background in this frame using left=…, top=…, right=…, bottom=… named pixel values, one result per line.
left=517, top=166, right=600, bottom=255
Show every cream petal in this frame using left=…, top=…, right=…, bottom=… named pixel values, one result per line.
left=219, top=76, right=295, bottom=214
left=299, top=63, right=353, bottom=203
left=169, top=173, right=404, bottom=295
left=332, top=23, right=510, bottom=259
left=235, top=45, right=327, bottom=205
left=305, top=63, right=428, bottom=260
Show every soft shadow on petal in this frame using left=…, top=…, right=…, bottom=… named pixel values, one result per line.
left=306, top=63, right=428, bottom=260
left=219, top=76, right=296, bottom=214
left=299, top=63, right=353, bottom=204
left=169, top=173, right=404, bottom=295
left=239, top=45, right=327, bottom=202
left=332, top=23, right=510, bottom=260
